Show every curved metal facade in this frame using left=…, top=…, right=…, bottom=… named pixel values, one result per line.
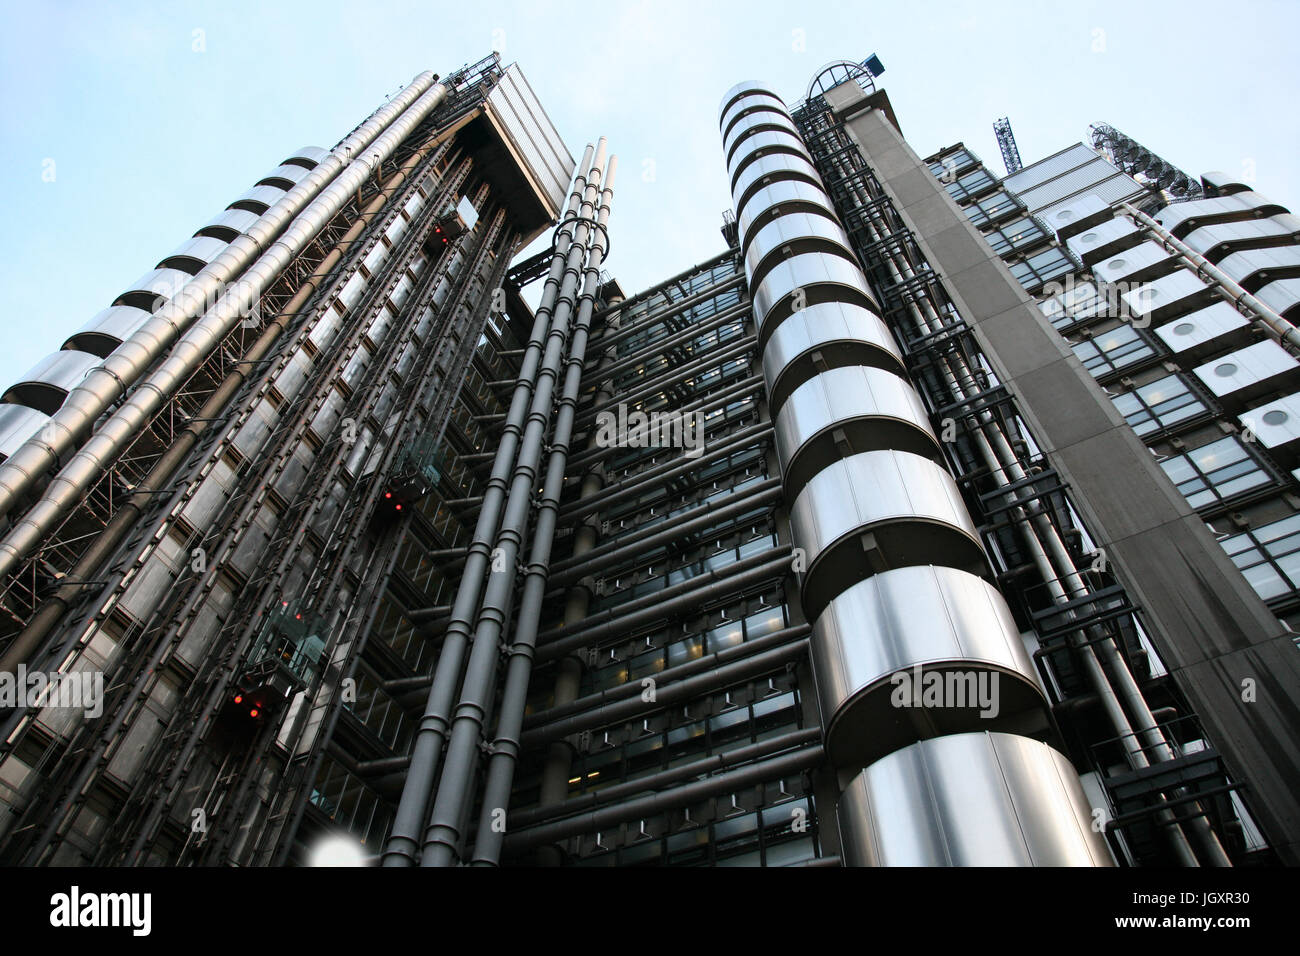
left=720, top=82, right=1101, bottom=866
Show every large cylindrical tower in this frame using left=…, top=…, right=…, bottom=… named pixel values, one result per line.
left=719, top=80, right=1111, bottom=866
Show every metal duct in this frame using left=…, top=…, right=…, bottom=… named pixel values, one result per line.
left=436, top=148, right=616, bottom=867
left=382, top=144, right=600, bottom=867
left=0, top=70, right=441, bottom=525
left=0, top=75, right=451, bottom=582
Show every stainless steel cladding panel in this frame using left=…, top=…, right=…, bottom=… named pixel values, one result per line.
left=257, top=163, right=315, bottom=188
left=728, top=130, right=815, bottom=185
left=0, top=405, right=51, bottom=461
left=774, top=365, right=941, bottom=497
left=228, top=184, right=289, bottom=213
left=115, top=267, right=194, bottom=308
left=195, top=208, right=263, bottom=241
left=761, top=301, right=905, bottom=412
left=3, top=351, right=105, bottom=415
left=736, top=180, right=836, bottom=243
left=811, top=566, right=1049, bottom=766
left=64, top=306, right=155, bottom=356
left=484, top=64, right=576, bottom=221
left=158, top=236, right=233, bottom=274
left=743, top=210, right=856, bottom=288
left=724, top=110, right=801, bottom=164
left=751, top=252, right=878, bottom=343
left=720, top=91, right=789, bottom=138
left=285, top=146, right=330, bottom=168
left=788, top=449, right=988, bottom=618
left=732, top=153, right=826, bottom=216
left=1257, top=278, right=1300, bottom=318
left=836, top=732, right=1114, bottom=866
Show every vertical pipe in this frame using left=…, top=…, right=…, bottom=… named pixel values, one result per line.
left=419, top=143, right=612, bottom=866
left=845, top=148, right=1223, bottom=865
left=382, top=144, right=597, bottom=867
left=468, top=159, right=616, bottom=866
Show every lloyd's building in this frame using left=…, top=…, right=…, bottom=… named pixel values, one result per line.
left=0, top=53, right=1296, bottom=867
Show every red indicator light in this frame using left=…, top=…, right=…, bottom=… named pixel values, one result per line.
left=395, top=504, right=402, bottom=511
left=295, top=613, right=302, bottom=620
left=234, top=694, right=243, bottom=704
left=250, top=708, right=259, bottom=718
left=384, top=492, right=392, bottom=499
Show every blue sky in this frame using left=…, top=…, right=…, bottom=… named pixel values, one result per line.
left=1, top=0, right=1297, bottom=388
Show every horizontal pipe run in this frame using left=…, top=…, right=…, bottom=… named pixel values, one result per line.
left=594, top=300, right=752, bottom=381
left=546, top=478, right=783, bottom=583
left=507, top=727, right=821, bottom=829
left=588, top=276, right=748, bottom=354
left=535, top=549, right=794, bottom=664
left=560, top=422, right=774, bottom=521
left=540, top=544, right=791, bottom=641
left=520, top=638, right=809, bottom=748
left=522, top=623, right=811, bottom=729
left=500, top=744, right=823, bottom=855
left=575, top=337, right=756, bottom=428
left=589, top=249, right=739, bottom=323
left=564, top=377, right=765, bottom=473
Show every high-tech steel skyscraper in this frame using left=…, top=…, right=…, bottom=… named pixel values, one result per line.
left=0, top=52, right=1297, bottom=868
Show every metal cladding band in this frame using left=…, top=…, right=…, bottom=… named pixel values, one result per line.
left=836, top=732, right=1114, bottom=866
left=719, top=81, right=1097, bottom=866
left=382, top=144, right=601, bottom=867
left=811, top=566, right=1050, bottom=767
left=0, top=76, right=450, bottom=581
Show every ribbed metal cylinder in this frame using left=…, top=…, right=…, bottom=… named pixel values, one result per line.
left=719, top=81, right=1099, bottom=866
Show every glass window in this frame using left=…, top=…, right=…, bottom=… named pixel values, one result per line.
left=1070, top=324, right=1156, bottom=377
left=965, top=189, right=1019, bottom=228
left=1038, top=281, right=1110, bottom=331
left=1010, top=247, right=1075, bottom=292
left=927, top=149, right=978, bottom=181
left=1221, top=514, right=1300, bottom=601
left=1160, top=436, right=1273, bottom=510
left=944, top=167, right=995, bottom=202
left=986, top=216, right=1047, bottom=257
left=1111, top=374, right=1208, bottom=437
